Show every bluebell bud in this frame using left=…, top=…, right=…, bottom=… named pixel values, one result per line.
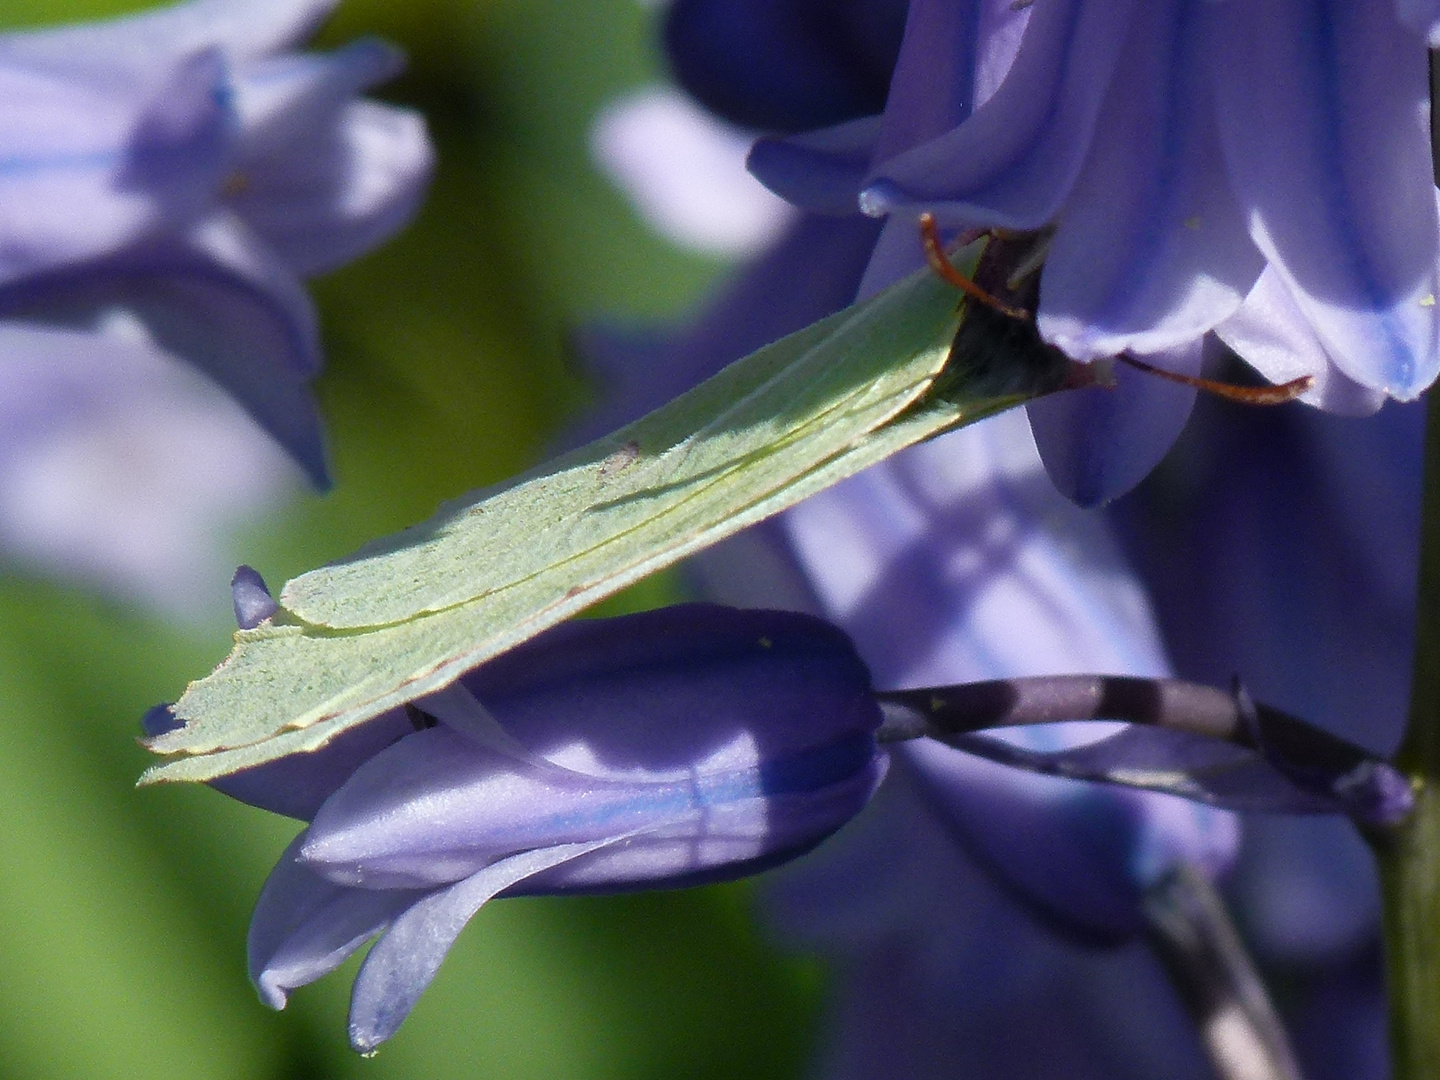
left=221, top=602, right=884, bottom=1052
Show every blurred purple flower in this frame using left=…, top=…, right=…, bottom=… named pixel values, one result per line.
left=149, top=599, right=885, bottom=1051
left=591, top=86, right=797, bottom=259
left=0, top=0, right=431, bottom=607
left=662, top=0, right=907, bottom=134
left=750, top=0, right=1440, bottom=504
left=1106, top=394, right=1424, bottom=1080
left=768, top=756, right=1215, bottom=1080
left=769, top=408, right=1241, bottom=942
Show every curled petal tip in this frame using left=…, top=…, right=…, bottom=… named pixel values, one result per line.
left=1339, top=761, right=1416, bottom=828
left=232, top=564, right=278, bottom=628
left=255, top=973, right=290, bottom=1011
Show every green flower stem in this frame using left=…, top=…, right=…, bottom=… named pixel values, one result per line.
left=1380, top=388, right=1440, bottom=1080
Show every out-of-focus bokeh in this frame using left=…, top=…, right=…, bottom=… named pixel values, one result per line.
left=0, top=0, right=821, bottom=1075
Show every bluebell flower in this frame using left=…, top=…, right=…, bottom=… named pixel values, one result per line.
left=662, top=0, right=907, bottom=134
left=150, top=599, right=886, bottom=1052
left=767, top=757, right=1216, bottom=1080
left=749, top=0, right=1440, bottom=503
left=1104, top=394, right=1425, bottom=1080
left=583, top=3, right=1417, bottom=1073
left=0, top=0, right=432, bottom=490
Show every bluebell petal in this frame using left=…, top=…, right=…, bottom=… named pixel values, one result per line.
left=0, top=49, right=230, bottom=285
left=209, top=708, right=414, bottom=821
left=1284, top=949, right=1388, bottom=1080
left=765, top=760, right=1215, bottom=1080
left=905, top=735, right=1237, bottom=939
left=1396, top=0, right=1440, bottom=46
left=1209, top=0, right=1440, bottom=398
left=346, top=838, right=624, bottom=1053
left=229, top=40, right=432, bottom=275
left=1229, top=816, right=1381, bottom=963
left=862, top=0, right=1139, bottom=229
left=1217, top=267, right=1387, bottom=416
left=463, top=603, right=879, bottom=763
left=969, top=0, right=1032, bottom=108
left=1027, top=343, right=1200, bottom=507
left=1036, top=0, right=1262, bottom=360
left=868, top=0, right=1024, bottom=165
left=0, top=212, right=329, bottom=485
left=853, top=214, right=927, bottom=298
left=299, top=727, right=673, bottom=888
left=747, top=117, right=881, bottom=214
left=781, top=409, right=1173, bottom=686
left=300, top=713, right=881, bottom=891
left=0, top=0, right=339, bottom=73
left=662, top=0, right=905, bottom=132
left=247, top=835, right=424, bottom=1010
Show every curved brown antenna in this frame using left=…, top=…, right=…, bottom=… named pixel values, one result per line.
left=918, top=213, right=1030, bottom=321
left=1118, top=353, right=1314, bottom=406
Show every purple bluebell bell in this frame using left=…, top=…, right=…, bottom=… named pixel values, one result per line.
left=154, top=597, right=886, bottom=1052
left=749, top=0, right=1440, bottom=504
left=767, top=757, right=1216, bottom=1080
left=0, top=0, right=433, bottom=488
left=771, top=409, right=1242, bottom=942
left=662, top=0, right=906, bottom=134
left=1106, top=395, right=1425, bottom=1080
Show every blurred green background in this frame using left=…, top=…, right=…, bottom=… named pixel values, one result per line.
left=0, top=0, right=822, bottom=1076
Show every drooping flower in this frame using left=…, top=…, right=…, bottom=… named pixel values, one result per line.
left=0, top=0, right=432, bottom=607
left=1108, top=392, right=1425, bottom=1080
left=148, top=595, right=886, bottom=1052
left=767, top=756, right=1218, bottom=1080
left=748, top=0, right=1440, bottom=504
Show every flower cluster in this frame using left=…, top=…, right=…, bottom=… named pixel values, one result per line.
left=0, top=0, right=430, bottom=607
left=743, top=0, right=1440, bottom=503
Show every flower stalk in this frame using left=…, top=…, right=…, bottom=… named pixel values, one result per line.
left=1380, top=385, right=1440, bottom=1080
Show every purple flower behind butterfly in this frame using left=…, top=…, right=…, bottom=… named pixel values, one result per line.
left=749, top=0, right=1440, bottom=504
